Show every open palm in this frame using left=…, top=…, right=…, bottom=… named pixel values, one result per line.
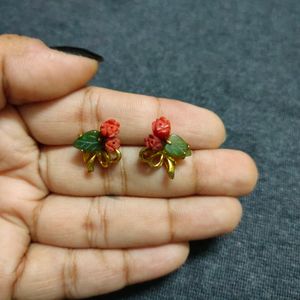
left=0, top=35, right=258, bottom=300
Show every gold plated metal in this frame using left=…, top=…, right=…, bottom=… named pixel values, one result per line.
left=139, top=148, right=177, bottom=179
left=82, top=149, right=122, bottom=172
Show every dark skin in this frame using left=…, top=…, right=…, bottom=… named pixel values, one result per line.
left=0, top=35, right=258, bottom=299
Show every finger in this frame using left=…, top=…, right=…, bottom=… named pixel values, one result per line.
left=0, top=217, right=30, bottom=300
left=19, top=87, right=226, bottom=148
left=13, top=243, right=189, bottom=299
left=40, top=147, right=258, bottom=197
left=23, top=195, right=242, bottom=249
left=0, top=34, right=99, bottom=109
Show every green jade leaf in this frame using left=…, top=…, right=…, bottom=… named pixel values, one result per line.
left=164, top=134, right=191, bottom=159
left=73, top=130, right=102, bottom=153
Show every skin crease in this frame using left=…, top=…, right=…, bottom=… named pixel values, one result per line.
left=0, top=35, right=258, bottom=300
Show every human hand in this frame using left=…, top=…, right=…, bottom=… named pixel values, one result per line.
left=0, top=35, right=258, bottom=299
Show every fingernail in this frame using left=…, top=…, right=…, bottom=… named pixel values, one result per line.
left=49, top=46, right=104, bottom=62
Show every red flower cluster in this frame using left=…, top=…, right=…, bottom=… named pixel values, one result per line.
left=100, top=119, right=121, bottom=152
left=144, top=116, right=171, bottom=150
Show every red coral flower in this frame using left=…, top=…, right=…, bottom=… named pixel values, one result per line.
left=144, top=134, right=163, bottom=151
left=105, top=137, right=120, bottom=152
left=152, top=116, right=171, bottom=140
left=100, top=119, right=120, bottom=138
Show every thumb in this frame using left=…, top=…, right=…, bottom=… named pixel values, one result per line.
left=0, top=34, right=102, bottom=109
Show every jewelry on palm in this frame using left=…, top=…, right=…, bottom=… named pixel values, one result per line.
left=139, top=116, right=191, bottom=179
left=73, top=119, right=121, bottom=172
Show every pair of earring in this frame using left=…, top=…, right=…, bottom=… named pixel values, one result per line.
left=73, top=116, right=191, bottom=179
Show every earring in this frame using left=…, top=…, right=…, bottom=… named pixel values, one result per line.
left=139, top=116, right=191, bottom=179
left=73, top=119, right=122, bottom=172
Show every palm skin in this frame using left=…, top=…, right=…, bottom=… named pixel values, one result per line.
left=0, top=35, right=258, bottom=300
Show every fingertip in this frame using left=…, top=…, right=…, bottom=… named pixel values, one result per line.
left=160, top=243, right=190, bottom=267
left=172, top=242, right=190, bottom=267
left=220, top=197, right=243, bottom=234
left=129, top=243, right=190, bottom=285
left=208, top=149, right=259, bottom=196
left=47, top=46, right=100, bottom=78
left=234, top=151, right=259, bottom=195
left=208, top=110, right=227, bottom=148
left=1, top=35, right=99, bottom=105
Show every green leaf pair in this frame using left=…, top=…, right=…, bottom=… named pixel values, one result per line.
left=74, top=132, right=191, bottom=162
